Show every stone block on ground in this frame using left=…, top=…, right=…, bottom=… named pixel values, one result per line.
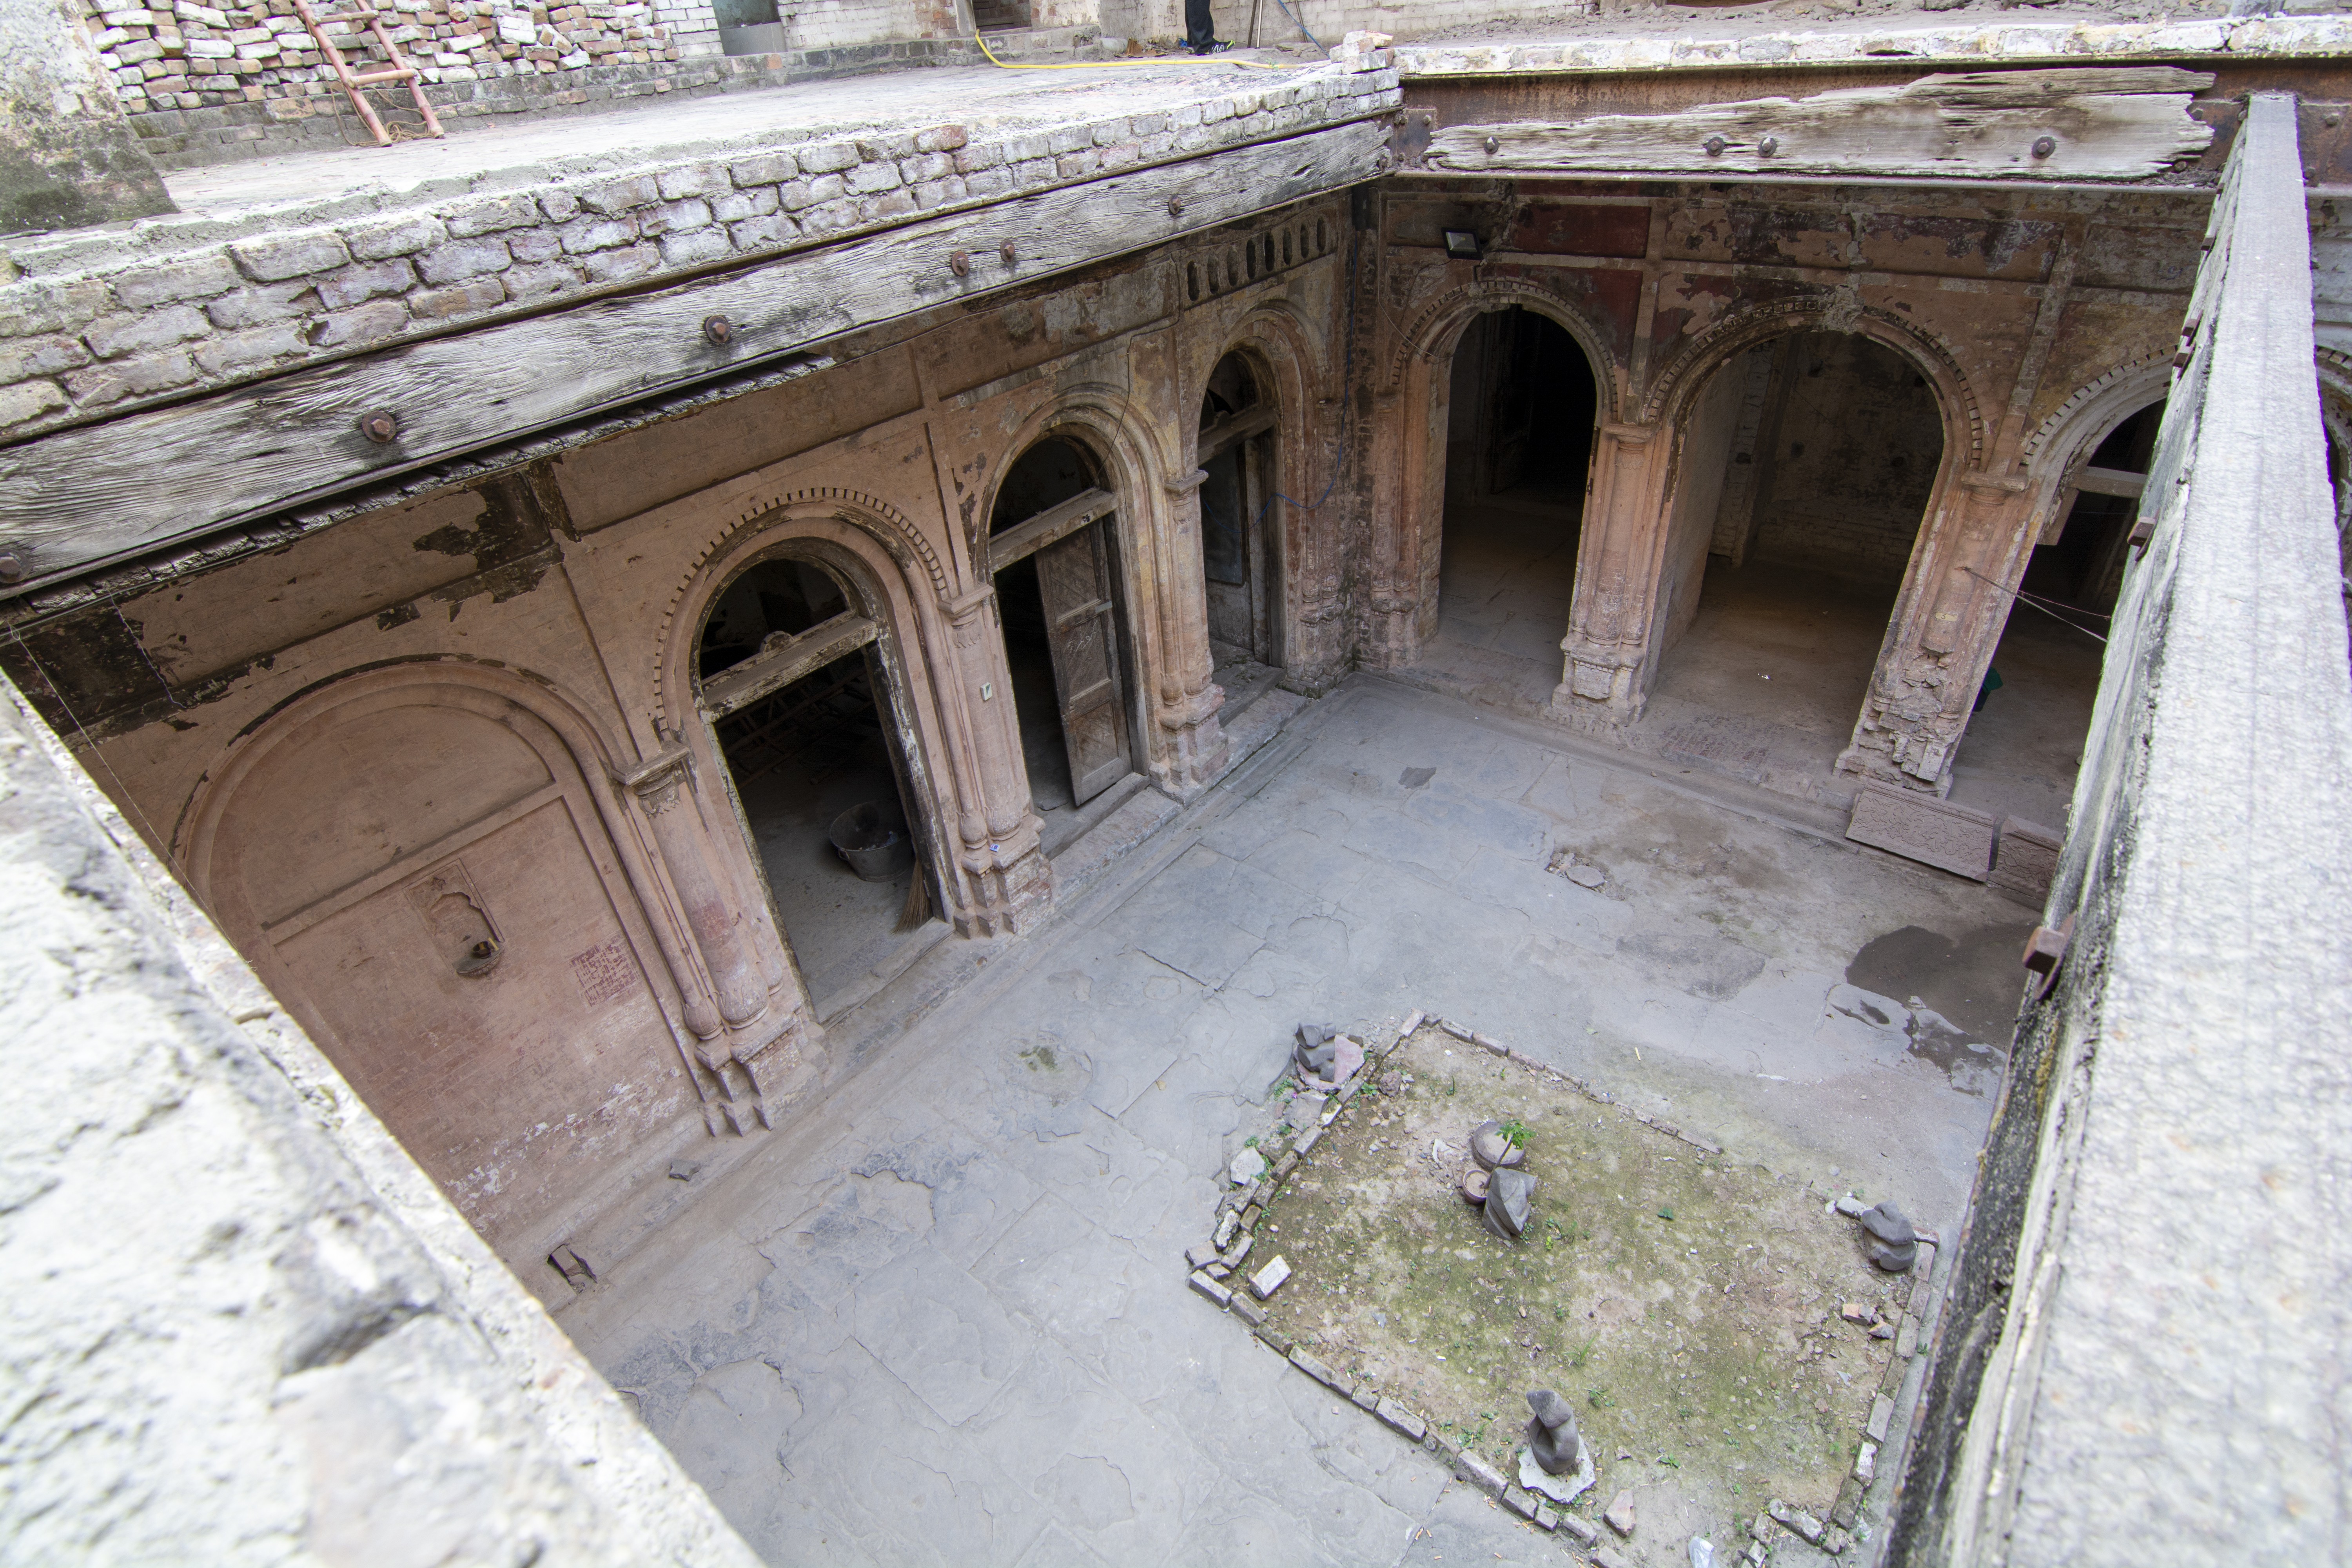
left=1989, top=815, right=2062, bottom=903
left=1844, top=782, right=1996, bottom=880
left=1249, top=1254, right=1291, bottom=1299
left=1605, top=1487, right=1637, bottom=1536
left=1866, top=1393, right=1894, bottom=1442
left=1375, top=1396, right=1426, bottom=1442
left=1560, top=1512, right=1601, bottom=1546
left=1188, top=1269, right=1232, bottom=1307
left=1453, top=1449, right=1508, bottom=1497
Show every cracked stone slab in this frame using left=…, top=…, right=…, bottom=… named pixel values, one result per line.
left=850, top=1242, right=1038, bottom=1428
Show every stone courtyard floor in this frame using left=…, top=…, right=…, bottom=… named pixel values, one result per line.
left=555, top=675, right=2030, bottom=1566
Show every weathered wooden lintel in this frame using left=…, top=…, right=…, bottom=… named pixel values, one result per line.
left=1423, top=67, right=2214, bottom=182
left=699, top=612, right=880, bottom=719
left=986, top=488, right=1118, bottom=575
left=0, top=117, right=1389, bottom=597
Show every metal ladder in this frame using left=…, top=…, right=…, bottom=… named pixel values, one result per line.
left=290, top=0, right=445, bottom=147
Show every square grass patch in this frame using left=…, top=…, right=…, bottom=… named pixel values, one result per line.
left=1251, top=1024, right=1904, bottom=1542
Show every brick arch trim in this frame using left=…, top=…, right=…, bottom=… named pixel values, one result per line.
left=1384, top=276, right=1624, bottom=401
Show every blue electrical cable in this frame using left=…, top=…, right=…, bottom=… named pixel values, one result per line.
left=1269, top=0, right=1324, bottom=53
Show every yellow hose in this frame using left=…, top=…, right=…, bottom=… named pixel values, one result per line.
left=975, top=29, right=1294, bottom=69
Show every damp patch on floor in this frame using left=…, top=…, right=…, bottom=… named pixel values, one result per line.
left=1242, top=1022, right=1907, bottom=1554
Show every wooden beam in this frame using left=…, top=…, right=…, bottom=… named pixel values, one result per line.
left=697, top=612, right=878, bottom=719
left=1424, top=67, right=2212, bottom=182
left=985, top=487, right=1117, bottom=574
left=0, top=119, right=1388, bottom=595
left=1198, top=404, right=1278, bottom=463
left=2076, top=465, right=2149, bottom=498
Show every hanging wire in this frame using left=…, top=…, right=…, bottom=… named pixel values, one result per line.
left=1960, top=565, right=2110, bottom=645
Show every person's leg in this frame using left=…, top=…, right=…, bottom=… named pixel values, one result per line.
left=1184, top=0, right=1216, bottom=52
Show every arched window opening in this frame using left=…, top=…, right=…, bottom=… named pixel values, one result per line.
left=697, top=552, right=942, bottom=1013
left=988, top=435, right=1138, bottom=846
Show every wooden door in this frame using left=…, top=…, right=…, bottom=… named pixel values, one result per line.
left=1201, top=443, right=1253, bottom=651
left=1033, top=518, right=1132, bottom=805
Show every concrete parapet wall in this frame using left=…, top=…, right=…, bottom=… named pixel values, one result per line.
left=0, top=669, right=761, bottom=1565
left=0, top=62, right=1397, bottom=442
left=1891, top=91, right=2352, bottom=1566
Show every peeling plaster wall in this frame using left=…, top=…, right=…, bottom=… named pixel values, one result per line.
left=0, top=207, right=1350, bottom=1291
left=0, top=670, right=759, bottom=1566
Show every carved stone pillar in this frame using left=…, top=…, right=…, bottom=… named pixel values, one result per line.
left=1553, top=421, right=1671, bottom=725
left=1361, top=386, right=1421, bottom=666
left=1153, top=465, right=1229, bottom=797
left=1839, top=471, right=2036, bottom=790
left=621, top=746, right=816, bottom=1132
left=941, top=584, right=1051, bottom=937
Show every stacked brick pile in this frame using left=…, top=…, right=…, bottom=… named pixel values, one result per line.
left=82, top=0, right=698, bottom=122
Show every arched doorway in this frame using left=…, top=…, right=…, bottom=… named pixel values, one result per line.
left=1947, top=399, right=2162, bottom=824
left=178, top=669, right=699, bottom=1292
left=1196, top=350, right=1283, bottom=676
left=987, top=433, right=1137, bottom=845
left=1643, top=329, right=1947, bottom=785
left=695, top=548, right=945, bottom=1016
left=1430, top=305, right=1599, bottom=668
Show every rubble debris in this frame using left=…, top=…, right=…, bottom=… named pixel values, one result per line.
left=1860, top=1200, right=1919, bottom=1272
left=1461, top=1167, right=1491, bottom=1205
left=1249, top=1254, right=1292, bottom=1300
left=1230, top=1147, right=1269, bottom=1187
left=1469, top=1118, right=1526, bottom=1171
left=1483, top=1166, right=1535, bottom=1240
left=1604, top=1487, right=1638, bottom=1537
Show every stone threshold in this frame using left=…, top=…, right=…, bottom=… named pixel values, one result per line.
left=1185, top=1004, right=1953, bottom=1567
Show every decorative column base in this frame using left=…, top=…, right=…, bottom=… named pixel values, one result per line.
left=1152, top=684, right=1229, bottom=800
left=949, top=831, right=1053, bottom=938
left=693, top=1005, right=822, bottom=1136
left=1550, top=644, right=1646, bottom=730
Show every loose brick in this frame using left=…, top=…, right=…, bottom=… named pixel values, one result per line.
left=229, top=231, right=350, bottom=282
left=726, top=215, right=793, bottom=249
left=83, top=303, right=210, bottom=359
left=416, top=238, right=513, bottom=286
left=639, top=196, right=710, bottom=237
left=0, top=379, right=69, bottom=429
left=728, top=152, right=794, bottom=185
left=656, top=227, right=730, bottom=267
left=576, top=174, right=658, bottom=215
left=443, top=192, right=542, bottom=238
left=654, top=161, right=724, bottom=200
left=191, top=322, right=302, bottom=374
left=500, top=260, right=580, bottom=302
left=65, top=347, right=199, bottom=405
left=305, top=298, right=407, bottom=348
left=109, top=252, right=241, bottom=309
left=581, top=242, right=660, bottom=283
left=0, top=336, right=93, bottom=381
left=312, top=257, right=414, bottom=311
left=1374, top=1397, right=1426, bottom=1442
left=797, top=140, right=858, bottom=174
left=205, top=280, right=312, bottom=329
left=344, top=213, right=445, bottom=261
left=558, top=214, right=638, bottom=254
left=407, top=276, right=506, bottom=320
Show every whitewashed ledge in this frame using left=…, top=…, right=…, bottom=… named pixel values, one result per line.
left=1396, top=15, right=2352, bottom=75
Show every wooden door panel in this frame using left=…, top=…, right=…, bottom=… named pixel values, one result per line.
left=1034, top=520, right=1131, bottom=804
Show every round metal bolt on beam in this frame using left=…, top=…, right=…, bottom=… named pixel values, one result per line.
left=703, top=314, right=733, bottom=347
left=1000, top=240, right=1017, bottom=267
left=1482, top=134, right=1499, bottom=154
left=0, top=553, right=25, bottom=586
left=358, top=409, right=399, bottom=445
left=1758, top=135, right=1779, bottom=158
left=1167, top=194, right=1185, bottom=218
left=2031, top=135, right=2057, bottom=160
left=949, top=250, right=971, bottom=277
left=1704, top=135, right=1727, bottom=158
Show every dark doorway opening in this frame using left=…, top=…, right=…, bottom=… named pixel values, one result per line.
left=1433, top=306, right=1599, bottom=663
left=1197, top=352, right=1283, bottom=688
left=699, top=556, right=942, bottom=1014
left=1640, top=331, right=1950, bottom=793
left=990, top=435, right=1138, bottom=850
left=2021, top=401, right=2161, bottom=619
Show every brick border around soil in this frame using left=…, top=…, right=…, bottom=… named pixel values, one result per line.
left=1182, top=1007, right=1947, bottom=1568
